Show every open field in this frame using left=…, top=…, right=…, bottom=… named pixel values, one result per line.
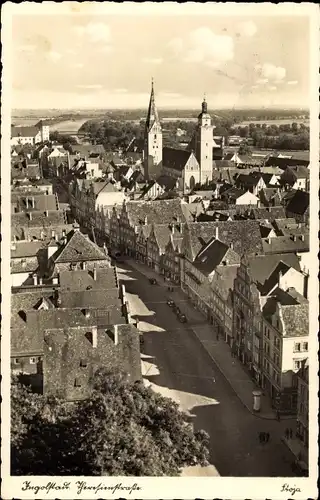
left=50, top=119, right=89, bottom=132
left=238, top=119, right=309, bottom=127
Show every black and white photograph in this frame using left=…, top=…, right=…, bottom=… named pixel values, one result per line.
left=1, top=2, right=318, bottom=499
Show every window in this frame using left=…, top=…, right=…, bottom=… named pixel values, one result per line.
left=30, top=357, right=36, bottom=364
left=294, top=342, right=301, bottom=352
left=303, top=342, right=308, bottom=351
left=294, top=360, right=304, bottom=370
left=74, top=378, right=82, bottom=387
left=14, top=358, right=20, bottom=365
left=154, top=134, right=157, bottom=139
left=80, top=359, right=87, bottom=368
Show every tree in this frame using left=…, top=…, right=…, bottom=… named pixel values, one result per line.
left=11, top=370, right=209, bottom=476
left=238, top=142, right=252, bottom=156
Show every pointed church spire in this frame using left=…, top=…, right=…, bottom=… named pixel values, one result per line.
left=145, top=78, right=160, bottom=132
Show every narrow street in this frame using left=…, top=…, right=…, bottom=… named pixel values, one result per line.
left=117, top=262, right=296, bottom=477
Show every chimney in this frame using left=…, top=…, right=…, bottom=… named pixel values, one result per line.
left=73, top=221, right=80, bottom=232
left=215, top=226, right=219, bottom=240
left=92, top=326, right=98, bottom=348
left=292, top=235, right=297, bottom=242
left=45, top=210, right=49, bottom=217
left=39, top=277, right=43, bottom=285
left=171, top=224, right=175, bottom=234
left=300, top=234, right=305, bottom=242
left=28, top=212, right=32, bottom=221
left=51, top=229, right=55, bottom=238
left=230, top=242, right=233, bottom=250
left=62, top=229, right=66, bottom=237
left=32, top=197, right=35, bottom=208
left=82, top=261, right=86, bottom=270
left=93, top=266, right=97, bottom=281
left=278, top=270, right=283, bottom=287
left=144, top=215, right=148, bottom=225
left=52, top=276, right=59, bottom=285
left=33, top=274, right=38, bottom=286
left=54, top=233, right=58, bottom=241
left=83, top=309, right=91, bottom=319
left=11, top=240, right=17, bottom=251
left=114, top=324, right=119, bottom=345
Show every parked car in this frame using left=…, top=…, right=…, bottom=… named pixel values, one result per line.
left=178, top=314, right=187, bottom=323
left=149, top=278, right=157, bottom=285
left=167, top=299, right=175, bottom=307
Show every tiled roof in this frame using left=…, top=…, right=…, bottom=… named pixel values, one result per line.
left=14, top=194, right=59, bottom=212
left=193, top=239, right=240, bottom=275
left=162, top=147, right=195, bottom=172
left=59, top=268, right=118, bottom=291
left=156, top=174, right=178, bottom=191
left=59, top=289, right=122, bottom=309
left=211, top=264, right=239, bottom=301
left=262, top=234, right=309, bottom=254
left=126, top=199, right=185, bottom=227
left=263, top=292, right=309, bottom=338
left=235, top=173, right=261, bottom=188
left=153, top=224, right=172, bottom=252
left=11, top=256, right=39, bottom=274
left=70, top=144, right=105, bottom=157
left=52, top=229, right=108, bottom=263
left=265, top=157, right=309, bottom=169
left=258, top=260, right=292, bottom=295
left=12, top=210, right=67, bottom=229
left=186, top=220, right=263, bottom=260
left=11, top=163, right=41, bottom=180
left=259, top=187, right=282, bottom=202
left=11, top=240, right=44, bottom=258
left=281, top=304, right=309, bottom=338
left=249, top=206, right=286, bottom=221
left=126, top=137, right=144, bottom=153
left=11, top=126, right=39, bottom=138
left=181, top=202, right=204, bottom=222
left=221, top=186, right=246, bottom=200
left=272, top=218, right=308, bottom=236
left=246, top=253, right=301, bottom=286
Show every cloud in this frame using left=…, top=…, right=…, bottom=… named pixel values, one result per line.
left=168, top=28, right=233, bottom=66
left=167, top=37, right=183, bottom=56
left=76, top=84, right=103, bottom=90
left=17, top=44, right=36, bottom=52
left=256, top=78, right=269, bottom=85
left=255, top=63, right=286, bottom=81
left=142, top=57, right=163, bottom=65
left=287, top=80, right=298, bottom=85
left=71, top=63, right=84, bottom=69
left=184, top=27, right=234, bottom=65
left=238, top=21, right=257, bottom=37
left=47, top=51, right=62, bottom=63
left=114, top=88, right=128, bottom=93
left=74, top=22, right=111, bottom=43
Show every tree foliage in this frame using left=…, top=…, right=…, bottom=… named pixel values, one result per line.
left=11, top=370, right=209, bottom=476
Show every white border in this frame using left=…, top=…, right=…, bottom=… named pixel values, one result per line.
left=1, top=3, right=319, bottom=499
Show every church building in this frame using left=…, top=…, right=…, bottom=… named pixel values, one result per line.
left=143, top=81, right=215, bottom=191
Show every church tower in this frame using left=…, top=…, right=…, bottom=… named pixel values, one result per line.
left=143, top=79, right=162, bottom=180
left=195, top=96, right=213, bottom=184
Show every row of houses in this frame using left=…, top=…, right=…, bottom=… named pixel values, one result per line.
left=10, top=154, right=142, bottom=400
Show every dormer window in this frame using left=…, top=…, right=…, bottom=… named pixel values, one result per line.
left=74, top=378, right=82, bottom=387
left=80, top=359, right=87, bottom=368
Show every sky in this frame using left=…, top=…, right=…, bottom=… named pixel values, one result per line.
left=11, top=11, right=310, bottom=110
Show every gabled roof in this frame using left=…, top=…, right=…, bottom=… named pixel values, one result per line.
left=156, top=174, right=178, bottom=192
left=11, top=210, right=67, bottom=229
left=286, top=190, right=309, bottom=215
left=59, top=268, right=118, bottom=291
left=246, top=253, right=301, bottom=286
left=125, top=199, right=185, bottom=227
left=52, top=229, right=108, bottom=263
left=262, top=234, right=309, bottom=254
left=193, top=239, right=240, bottom=275
left=185, top=220, right=263, bottom=261
left=210, top=264, right=239, bottom=301
left=265, top=156, right=309, bottom=169
left=152, top=224, right=172, bottom=252
left=11, top=126, right=39, bottom=138
left=163, top=147, right=196, bottom=172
